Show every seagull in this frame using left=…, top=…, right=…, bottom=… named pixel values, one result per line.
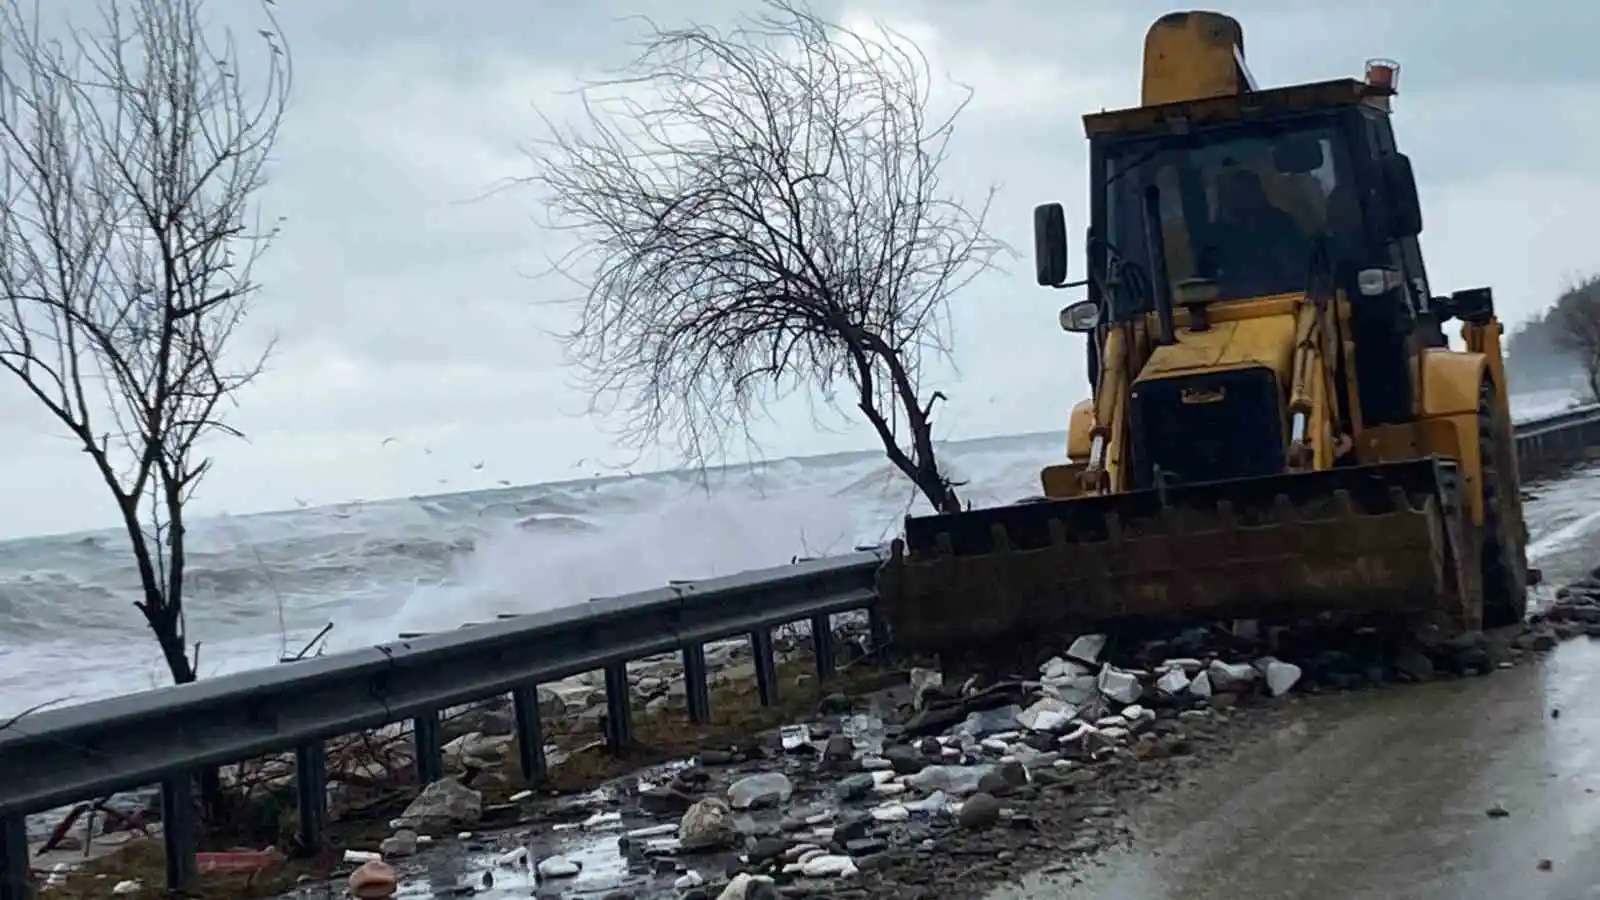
left=381, top=437, right=397, bottom=447
left=472, top=461, right=485, bottom=471
left=497, top=479, right=511, bottom=487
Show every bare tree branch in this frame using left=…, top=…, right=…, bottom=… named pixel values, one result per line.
left=0, top=0, right=290, bottom=685
left=521, top=0, right=1008, bottom=513
left=0, top=697, right=67, bottom=732
left=1549, top=274, right=1600, bottom=404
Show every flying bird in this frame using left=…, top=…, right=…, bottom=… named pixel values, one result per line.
left=381, top=436, right=397, bottom=447
left=472, top=461, right=485, bottom=471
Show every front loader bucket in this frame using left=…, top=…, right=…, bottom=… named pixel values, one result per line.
left=875, top=457, right=1479, bottom=657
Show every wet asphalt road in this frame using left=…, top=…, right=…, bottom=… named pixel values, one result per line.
left=988, top=467, right=1600, bottom=900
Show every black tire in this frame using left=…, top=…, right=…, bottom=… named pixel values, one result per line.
left=1478, top=379, right=1527, bottom=628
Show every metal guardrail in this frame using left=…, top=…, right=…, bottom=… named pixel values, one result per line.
left=2, top=401, right=1600, bottom=899
left=1516, top=403, right=1600, bottom=477
left=0, top=549, right=887, bottom=898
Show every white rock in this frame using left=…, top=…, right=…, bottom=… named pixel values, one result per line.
left=111, top=881, right=141, bottom=895
left=1059, top=723, right=1097, bottom=744
left=870, top=769, right=896, bottom=785
left=1208, top=659, right=1258, bottom=691
left=904, top=791, right=951, bottom=815
left=1160, top=657, right=1205, bottom=674
left=1157, top=668, right=1192, bottom=695
left=797, top=848, right=828, bottom=864
left=625, top=823, right=678, bottom=838
left=674, top=870, right=705, bottom=890
left=508, top=789, right=534, bottom=802
left=1189, top=670, right=1214, bottom=698
left=495, top=846, right=528, bottom=867
left=1097, top=664, right=1143, bottom=704
left=800, top=854, right=859, bottom=877
left=861, top=756, right=892, bottom=771
left=909, top=764, right=995, bottom=796
left=1067, top=634, right=1108, bottom=664
left=719, top=873, right=777, bottom=900
left=1040, top=656, right=1091, bottom=679
left=872, top=782, right=906, bottom=796
left=343, top=850, right=381, bottom=863
left=981, top=737, right=1010, bottom=753
left=1042, top=674, right=1100, bottom=706
left=1023, top=704, right=1074, bottom=734
left=728, top=772, right=794, bottom=809
left=1263, top=659, right=1303, bottom=696
left=871, top=803, right=911, bottom=822
left=1122, top=704, right=1149, bottom=720
left=582, top=810, right=622, bottom=829
left=537, top=856, right=581, bottom=878
left=1099, top=726, right=1130, bottom=741
left=1094, top=715, right=1129, bottom=728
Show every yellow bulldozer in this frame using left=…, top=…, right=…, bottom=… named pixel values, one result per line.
left=876, top=10, right=1529, bottom=658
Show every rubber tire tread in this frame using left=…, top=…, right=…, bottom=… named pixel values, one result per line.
left=1479, top=379, right=1526, bottom=627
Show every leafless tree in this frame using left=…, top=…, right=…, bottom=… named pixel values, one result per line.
left=0, top=0, right=290, bottom=686
left=1551, top=274, right=1600, bottom=403
left=524, top=0, right=1007, bottom=514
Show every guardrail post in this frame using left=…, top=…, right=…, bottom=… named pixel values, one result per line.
left=810, top=613, right=836, bottom=682
left=751, top=627, right=778, bottom=707
left=413, top=711, right=443, bottom=785
left=160, top=773, right=198, bottom=893
left=0, top=813, right=27, bottom=900
left=511, top=684, right=547, bottom=782
left=681, top=644, right=711, bottom=724
left=602, top=663, right=633, bottom=754
left=294, top=742, right=327, bottom=852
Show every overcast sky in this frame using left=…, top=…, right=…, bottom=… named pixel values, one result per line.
left=2, top=0, right=1596, bottom=538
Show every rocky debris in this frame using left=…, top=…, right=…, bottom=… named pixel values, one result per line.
left=395, top=777, right=482, bottom=830
left=347, top=859, right=398, bottom=899
left=1544, top=570, right=1600, bottom=638
left=186, top=591, right=1590, bottom=900
left=377, top=829, right=419, bottom=858
left=679, top=797, right=740, bottom=851
left=729, top=772, right=794, bottom=809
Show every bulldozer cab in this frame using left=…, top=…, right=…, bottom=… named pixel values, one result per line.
left=1062, top=79, right=1435, bottom=432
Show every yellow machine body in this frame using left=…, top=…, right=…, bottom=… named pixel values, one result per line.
left=877, top=12, right=1528, bottom=657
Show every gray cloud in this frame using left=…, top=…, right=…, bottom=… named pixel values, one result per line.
left=2, top=0, right=1596, bottom=537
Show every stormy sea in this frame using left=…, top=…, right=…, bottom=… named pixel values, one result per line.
left=0, top=386, right=1585, bottom=718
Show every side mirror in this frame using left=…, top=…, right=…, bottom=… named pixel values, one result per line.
left=1034, top=202, right=1070, bottom=287
left=1058, top=299, right=1100, bottom=333
left=1450, top=286, right=1495, bottom=325
left=1379, top=153, right=1423, bottom=239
